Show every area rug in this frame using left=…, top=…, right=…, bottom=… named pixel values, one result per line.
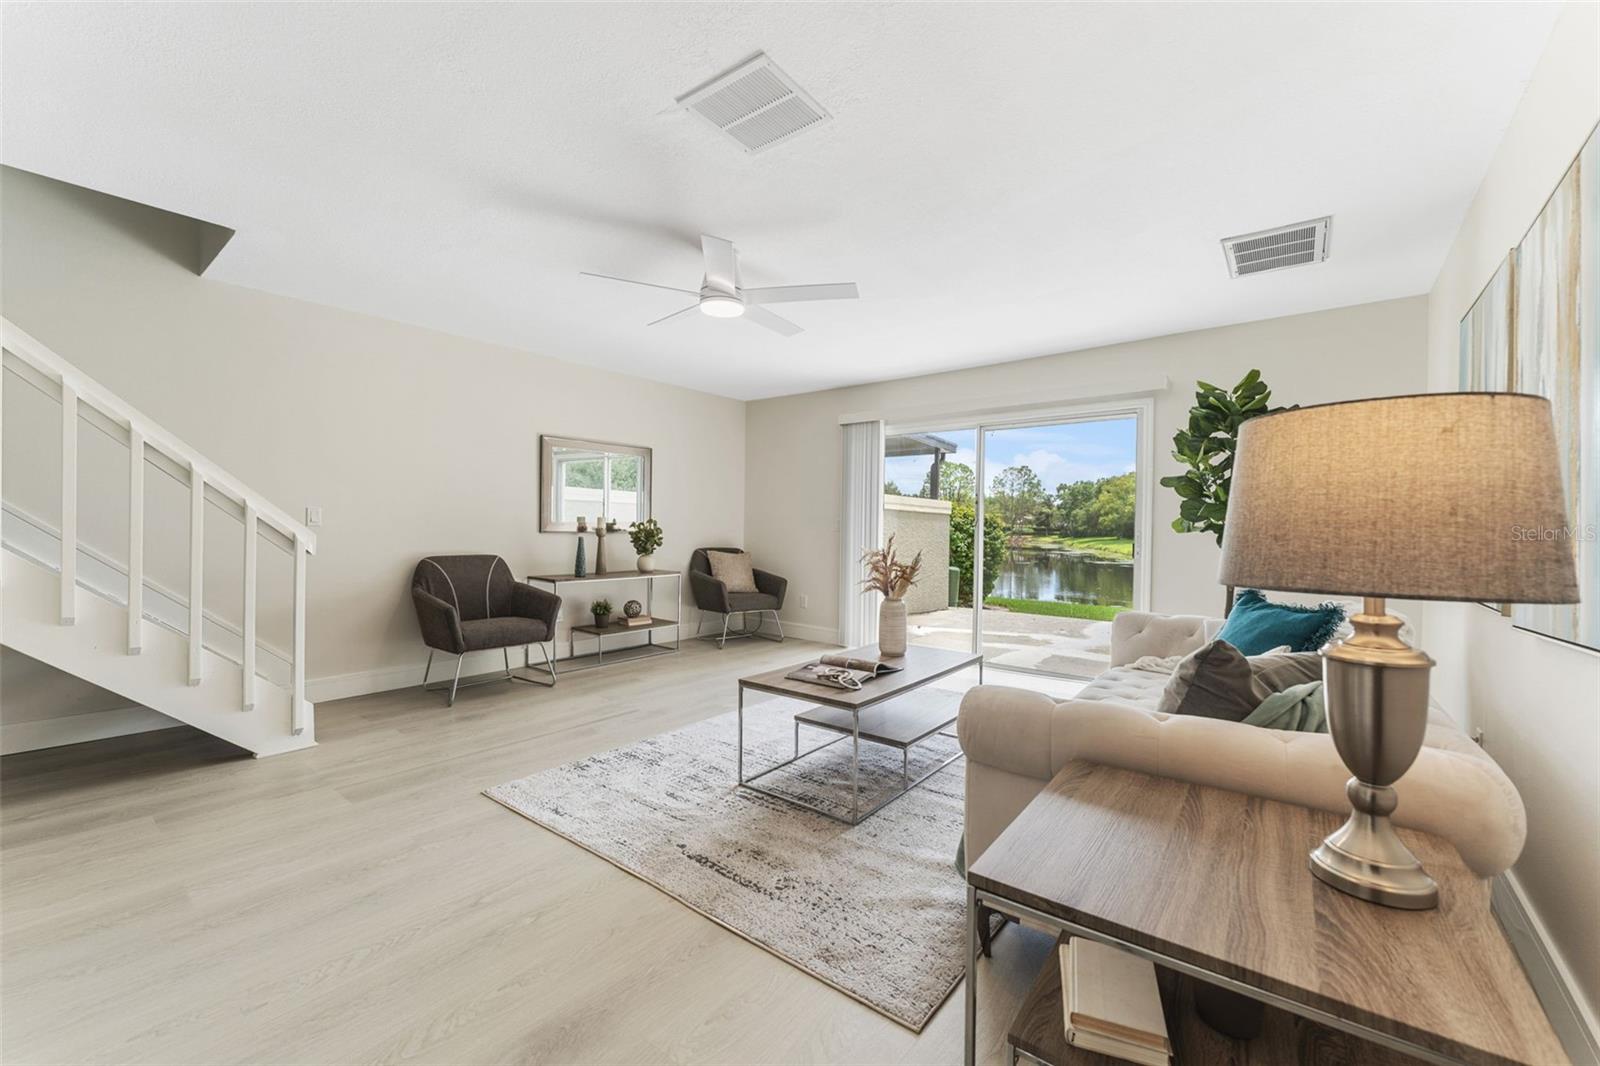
left=484, top=690, right=967, bottom=1031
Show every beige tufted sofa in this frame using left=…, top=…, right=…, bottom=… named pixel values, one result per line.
left=957, top=610, right=1527, bottom=878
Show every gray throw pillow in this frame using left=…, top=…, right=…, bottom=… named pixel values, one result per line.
left=1158, top=641, right=1324, bottom=722
left=707, top=550, right=758, bottom=593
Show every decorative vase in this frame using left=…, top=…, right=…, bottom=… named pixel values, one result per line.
left=879, top=597, right=908, bottom=657
left=592, top=610, right=611, bottom=628
left=637, top=552, right=655, bottom=573
left=574, top=536, right=587, bottom=578
left=593, top=525, right=607, bottom=575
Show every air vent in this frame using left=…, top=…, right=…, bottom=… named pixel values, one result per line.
left=1221, top=217, right=1332, bottom=277
left=676, top=53, right=831, bottom=154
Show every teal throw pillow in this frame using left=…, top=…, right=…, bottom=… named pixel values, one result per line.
left=1216, top=589, right=1345, bottom=655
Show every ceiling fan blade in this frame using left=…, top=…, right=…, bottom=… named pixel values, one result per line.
left=743, top=304, right=803, bottom=337
left=742, top=282, right=860, bottom=305
left=580, top=271, right=699, bottom=296
left=701, top=235, right=739, bottom=296
left=646, top=305, right=701, bottom=327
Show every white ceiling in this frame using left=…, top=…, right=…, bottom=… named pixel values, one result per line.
left=0, top=3, right=1561, bottom=400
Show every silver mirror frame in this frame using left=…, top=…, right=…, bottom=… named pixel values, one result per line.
left=539, top=434, right=653, bottom=533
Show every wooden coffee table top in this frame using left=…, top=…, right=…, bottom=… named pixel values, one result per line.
left=739, top=644, right=980, bottom=711
left=969, top=761, right=1566, bottom=1066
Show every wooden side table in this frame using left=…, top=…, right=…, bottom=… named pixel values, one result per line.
left=965, top=761, right=1566, bottom=1066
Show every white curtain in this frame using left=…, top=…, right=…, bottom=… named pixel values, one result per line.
left=839, top=419, right=884, bottom=648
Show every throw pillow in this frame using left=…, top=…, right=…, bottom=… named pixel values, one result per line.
left=707, top=550, right=758, bottom=592
left=1216, top=589, right=1346, bottom=655
left=1158, top=641, right=1325, bottom=721
left=1158, top=640, right=1256, bottom=720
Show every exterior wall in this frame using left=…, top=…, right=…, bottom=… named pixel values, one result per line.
left=883, top=496, right=951, bottom=615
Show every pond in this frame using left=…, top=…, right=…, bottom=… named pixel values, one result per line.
left=989, top=546, right=1134, bottom=607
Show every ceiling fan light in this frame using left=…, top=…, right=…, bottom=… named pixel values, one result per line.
left=699, top=294, right=745, bottom=318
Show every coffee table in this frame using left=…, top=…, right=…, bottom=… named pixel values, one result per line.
left=737, top=644, right=983, bottom=825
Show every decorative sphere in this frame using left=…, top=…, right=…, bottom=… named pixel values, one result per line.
left=623, top=599, right=643, bottom=618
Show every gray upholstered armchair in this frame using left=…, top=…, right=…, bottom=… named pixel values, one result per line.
left=412, top=554, right=560, bottom=705
left=688, top=547, right=787, bottom=647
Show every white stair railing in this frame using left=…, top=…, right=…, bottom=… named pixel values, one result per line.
left=1, top=317, right=317, bottom=734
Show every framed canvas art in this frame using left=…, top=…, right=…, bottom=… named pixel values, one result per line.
left=1459, top=252, right=1515, bottom=613
left=1511, top=124, right=1598, bottom=652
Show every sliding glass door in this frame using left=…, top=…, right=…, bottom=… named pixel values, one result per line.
left=883, top=403, right=1148, bottom=679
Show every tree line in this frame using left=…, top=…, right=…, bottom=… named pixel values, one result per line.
left=889, top=460, right=1135, bottom=539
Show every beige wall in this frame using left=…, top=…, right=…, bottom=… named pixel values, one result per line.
left=1421, top=2, right=1600, bottom=1032
left=1, top=168, right=746, bottom=705
left=745, top=296, right=1428, bottom=642
left=883, top=496, right=952, bottom=616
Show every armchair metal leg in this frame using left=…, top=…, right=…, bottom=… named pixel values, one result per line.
left=719, top=614, right=731, bottom=649
left=696, top=609, right=785, bottom=647
left=422, top=649, right=436, bottom=688
left=447, top=654, right=464, bottom=707
left=509, top=641, right=558, bottom=687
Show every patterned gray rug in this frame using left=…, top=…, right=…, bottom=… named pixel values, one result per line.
left=485, top=690, right=967, bottom=1032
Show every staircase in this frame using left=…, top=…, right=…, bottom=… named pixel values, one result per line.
left=1, top=318, right=316, bottom=757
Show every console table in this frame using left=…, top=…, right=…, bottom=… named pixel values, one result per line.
left=524, top=570, right=681, bottom=674
left=965, top=761, right=1566, bottom=1066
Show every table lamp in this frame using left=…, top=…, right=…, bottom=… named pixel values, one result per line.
left=1218, top=393, right=1578, bottom=909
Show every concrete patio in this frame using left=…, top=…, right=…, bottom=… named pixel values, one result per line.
left=907, top=605, right=1114, bottom=679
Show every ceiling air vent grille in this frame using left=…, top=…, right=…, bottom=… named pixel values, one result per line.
left=676, top=53, right=831, bottom=154
left=1221, top=217, right=1332, bottom=277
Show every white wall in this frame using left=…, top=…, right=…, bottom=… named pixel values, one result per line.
left=1422, top=2, right=1600, bottom=1036
left=745, top=296, right=1428, bottom=642
left=1, top=168, right=746, bottom=716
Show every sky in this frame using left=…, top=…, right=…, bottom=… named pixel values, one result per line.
left=884, top=417, right=1137, bottom=495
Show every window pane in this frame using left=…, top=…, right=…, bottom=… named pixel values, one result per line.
left=608, top=455, right=640, bottom=526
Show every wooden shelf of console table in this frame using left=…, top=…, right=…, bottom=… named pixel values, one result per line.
left=1007, top=935, right=1429, bottom=1065
left=966, top=761, right=1567, bottom=1066
left=524, top=571, right=682, bottom=675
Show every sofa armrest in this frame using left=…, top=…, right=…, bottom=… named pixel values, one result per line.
left=690, top=569, right=731, bottom=613
left=754, top=568, right=788, bottom=607
left=509, top=582, right=562, bottom=634
left=412, top=589, right=465, bottom=654
left=958, top=688, right=1527, bottom=877
left=957, top=685, right=1060, bottom=780
left=1110, top=610, right=1218, bottom=665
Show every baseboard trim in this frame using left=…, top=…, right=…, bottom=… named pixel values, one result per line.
left=1493, top=870, right=1600, bottom=1064
left=1, top=705, right=179, bottom=756
left=778, top=621, right=842, bottom=646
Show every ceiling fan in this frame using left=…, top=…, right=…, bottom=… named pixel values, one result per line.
left=581, top=235, right=859, bottom=337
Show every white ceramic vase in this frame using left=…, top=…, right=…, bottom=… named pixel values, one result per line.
left=636, top=553, right=655, bottom=573
left=879, top=597, right=908, bottom=657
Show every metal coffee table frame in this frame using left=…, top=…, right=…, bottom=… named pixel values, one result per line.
left=736, top=653, right=983, bottom=826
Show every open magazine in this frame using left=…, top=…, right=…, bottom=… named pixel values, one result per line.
left=785, top=654, right=904, bottom=691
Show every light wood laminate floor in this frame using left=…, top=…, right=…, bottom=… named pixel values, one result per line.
left=2, top=638, right=1049, bottom=1065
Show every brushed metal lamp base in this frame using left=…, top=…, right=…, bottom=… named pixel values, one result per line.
left=1314, top=597, right=1440, bottom=911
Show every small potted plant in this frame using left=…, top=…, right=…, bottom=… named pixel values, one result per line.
left=861, top=535, right=922, bottom=657
left=629, top=518, right=664, bottom=573
left=591, top=597, right=614, bottom=628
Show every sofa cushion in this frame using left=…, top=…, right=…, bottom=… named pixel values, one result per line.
left=1072, top=666, right=1169, bottom=712
left=707, top=550, right=758, bottom=592
left=1217, top=589, right=1346, bottom=654
left=460, top=616, right=549, bottom=651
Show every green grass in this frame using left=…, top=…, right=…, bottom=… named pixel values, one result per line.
left=1016, top=534, right=1134, bottom=560
left=984, top=596, right=1127, bottom=621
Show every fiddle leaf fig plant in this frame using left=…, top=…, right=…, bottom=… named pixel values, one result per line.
left=1158, top=369, right=1276, bottom=545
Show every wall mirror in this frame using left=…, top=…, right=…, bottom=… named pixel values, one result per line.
left=539, top=435, right=652, bottom=533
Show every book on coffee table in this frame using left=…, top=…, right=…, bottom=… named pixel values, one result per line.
left=1060, top=937, right=1171, bottom=1065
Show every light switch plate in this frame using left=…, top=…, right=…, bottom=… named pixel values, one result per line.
left=305, top=506, right=323, bottom=527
